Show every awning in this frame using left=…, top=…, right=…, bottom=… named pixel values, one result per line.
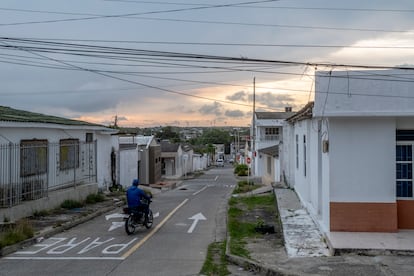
left=258, top=145, right=279, bottom=157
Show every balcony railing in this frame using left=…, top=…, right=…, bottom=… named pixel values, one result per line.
left=257, top=135, right=280, bottom=142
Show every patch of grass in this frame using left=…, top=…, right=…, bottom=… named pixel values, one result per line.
left=85, top=193, right=106, bottom=204
left=200, top=241, right=230, bottom=276
left=228, top=202, right=257, bottom=258
left=233, top=180, right=262, bottom=194
left=239, top=194, right=275, bottom=210
left=227, top=193, right=277, bottom=258
left=0, top=219, right=34, bottom=249
left=60, top=199, right=84, bottom=209
left=32, top=209, right=51, bottom=218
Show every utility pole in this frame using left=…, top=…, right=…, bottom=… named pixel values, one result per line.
left=252, top=77, right=256, bottom=177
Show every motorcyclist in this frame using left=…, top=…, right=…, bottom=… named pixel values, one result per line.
left=126, top=179, right=151, bottom=221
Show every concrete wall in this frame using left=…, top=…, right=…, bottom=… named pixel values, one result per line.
left=0, top=183, right=98, bottom=222
left=314, top=69, right=414, bottom=117
left=329, top=117, right=396, bottom=203
left=119, top=148, right=138, bottom=188
left=96, top=133, right=116, bottom=190
left=0, top=124, right=114, bottom=190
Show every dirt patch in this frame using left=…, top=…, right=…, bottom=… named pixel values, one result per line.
left=230, top=193, right=288, bottom=264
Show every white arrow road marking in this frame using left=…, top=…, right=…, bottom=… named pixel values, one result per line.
left=105, top=213, right=128, bottom=220
left=106, top=212, right=159, bottom=231
left=187, top=212, right=207, bottom=233
left=106, top=213, right=128, bottom=232
left=108, top=221, right=125, bottom=232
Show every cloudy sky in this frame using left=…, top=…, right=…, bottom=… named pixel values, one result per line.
left=1, top=0, right=414, bottom=127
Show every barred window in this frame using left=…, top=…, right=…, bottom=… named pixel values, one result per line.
left=86, top=133, right=93, bottom=143
left=265, top=128, right=279, bottom=135
left=60, top=139, right=80, bottom=170
left=20, top=139, right=48, bottom=177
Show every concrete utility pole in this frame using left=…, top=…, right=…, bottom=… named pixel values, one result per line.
left=252, top=77, right=256, bottom=176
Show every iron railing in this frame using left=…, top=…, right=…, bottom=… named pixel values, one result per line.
left=0, top=141, right=97, bottom=208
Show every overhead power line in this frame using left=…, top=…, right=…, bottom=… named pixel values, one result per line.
left=0, top=0, right=280, bottom=26
left=1, top=37, right=414, bottom=71
left=8, top=37, right=414, bottom=49
left=103, top=1, right=414, bottom=13
left=1, top=37, right=414, bottom=105
left=0, top=7, right=411, bottom=33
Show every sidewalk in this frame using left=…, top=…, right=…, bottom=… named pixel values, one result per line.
left=228, top=186, right=414, bottom=276
left=275, top=187, right=414, bottom=256
left=275, top=188, right=330, bottom=257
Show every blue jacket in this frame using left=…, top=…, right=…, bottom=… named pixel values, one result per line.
left=126, top=185, right=150, bottom=208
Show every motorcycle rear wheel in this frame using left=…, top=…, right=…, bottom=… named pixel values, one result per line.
left=144, top=210, right=153, bottom=229
left=125, top=215, right=136, bottom=235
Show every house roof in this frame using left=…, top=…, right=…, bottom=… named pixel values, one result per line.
left=255, top=112, right=296, bottom=120
left=0, top=106, right=105, bottom=127
left=258, top=145, right=279, bottom=157
left=160, top=141, right=180, bottom=152
left=286, top=102, right=314, bottom=123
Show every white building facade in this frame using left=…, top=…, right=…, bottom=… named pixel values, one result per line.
left=284, top=69, right=414, bottom=233
left=252, top=110, right=294, bottom=185
left=0, top=106, right=117, bottom=220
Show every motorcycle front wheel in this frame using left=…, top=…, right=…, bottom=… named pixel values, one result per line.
left=144, top=209, right=153, bottom=229
left=125, top=215, right=136, bottom=235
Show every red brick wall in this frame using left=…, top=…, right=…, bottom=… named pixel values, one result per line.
left=330, top=202, right=398, bottom=232
left=397, top=200, right=414, bottom=229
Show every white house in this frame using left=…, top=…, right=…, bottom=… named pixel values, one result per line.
left=118, top=135, right=161, bottom=187
left=0, top=106, right=117, bottom=220
left=251, top=110, right=294, bottom=185
left=192, top=153, right=208, bottom=171
left=160, top=141, right=184, bottom=178
left=283, top=69, right=414, bottom=233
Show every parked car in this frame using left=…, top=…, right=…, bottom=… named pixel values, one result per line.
left=216, top=159, right=224, bottom=167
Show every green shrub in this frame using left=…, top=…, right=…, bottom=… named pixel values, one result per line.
left=60, top=199, right=83, bottom=209
left=85, top=193, right=106, bottom=204
left=234, top=164, right=249, bottom=176
left=233, top=180, right=259, bottom=194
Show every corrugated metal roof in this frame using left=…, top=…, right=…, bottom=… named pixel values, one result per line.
left=255, top=112, right=296, bottom=120
left=160, top=141, right=180, bottom=152
left=286, top=102, right=314, bottom=123
left=258, top=145, right=279, bottom=157
left=0, top=106, right=104, bottom=127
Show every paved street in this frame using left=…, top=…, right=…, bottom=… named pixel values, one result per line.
left=0, top=168, right=234, bottom=275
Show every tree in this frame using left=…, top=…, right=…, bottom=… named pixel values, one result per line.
left=197, top=128, right=232, bottom=145
left=155, top=126, right=180, bottom=143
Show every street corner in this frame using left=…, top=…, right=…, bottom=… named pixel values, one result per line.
left=149, top=181, right=178, bottom=191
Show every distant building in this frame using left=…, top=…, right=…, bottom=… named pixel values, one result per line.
left=251, top=109, right=295, bottom=184
left=118, top=135, right=161, bottom=187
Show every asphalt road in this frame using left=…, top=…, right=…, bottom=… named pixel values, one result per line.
left=0, top=166, right=235, bottom=276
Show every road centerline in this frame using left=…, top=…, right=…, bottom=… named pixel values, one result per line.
left=121, top=198, right=189, bottom=259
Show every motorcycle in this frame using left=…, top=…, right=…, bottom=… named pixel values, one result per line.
left=123, top=199, right=154, bottom=235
